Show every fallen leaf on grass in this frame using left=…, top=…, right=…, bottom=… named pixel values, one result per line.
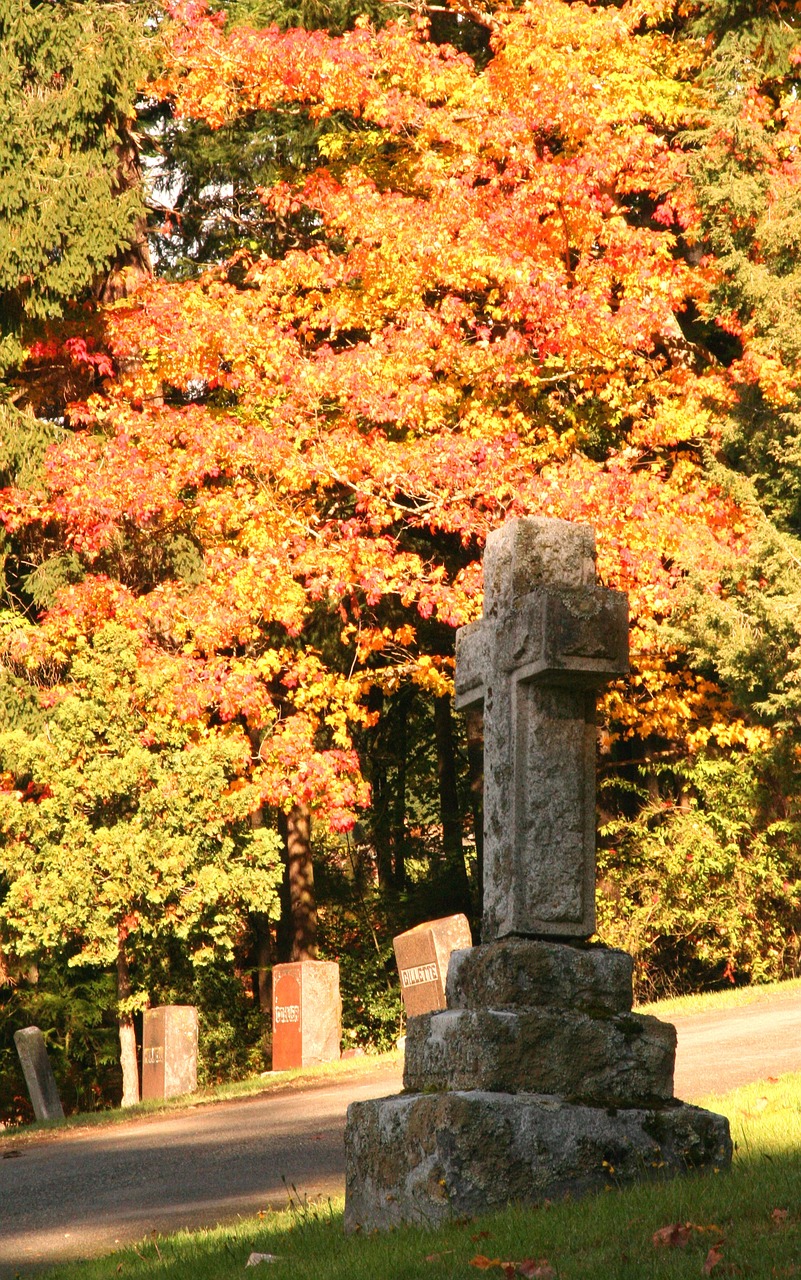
left=517, top=1261, right=556, bottom=1278
left=468, top=1256, right=555, bottom=1278
left=424, top=1251, right=454, bottom=1263
left=772, top=1208, right=789, bottom=1225
left=471, top=1231, right=492, bottom=1243
left=702, top=1245, right=723, bottom=1274
left=653, top=1223, right=693, bottom=1249
left=245, top=1253, right=280, bottom=1267
left=653, top=1222, right=721, bottom=1250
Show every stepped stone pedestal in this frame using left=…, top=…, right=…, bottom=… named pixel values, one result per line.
left=345, top=938, right=731, bottom=1231
left=344, top=518, right=732, bottom=1232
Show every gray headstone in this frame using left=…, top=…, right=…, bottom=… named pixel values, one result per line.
left=141, top=1006, right=198, bottom=1101
left=455, top=517, right=628, bottom=940
left=14, top=1026, right=65, bottom=1123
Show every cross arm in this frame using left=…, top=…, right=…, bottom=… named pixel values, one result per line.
left=454, top=620, right=487, bottom=711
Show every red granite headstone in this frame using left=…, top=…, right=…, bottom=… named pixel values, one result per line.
left=141, top=1005, right=198, bottom=1101
left=272, top=960, right=341, bottom=1070
left=393, top=914, right=473, bottom=1018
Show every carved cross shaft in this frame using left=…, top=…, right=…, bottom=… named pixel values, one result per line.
left=455, top=518, right=629, bottom=942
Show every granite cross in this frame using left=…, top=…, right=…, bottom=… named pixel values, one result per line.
left=455, top=517, right=629, bottom=941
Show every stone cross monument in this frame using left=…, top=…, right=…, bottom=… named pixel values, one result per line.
left=455, top=518, right=628, bottom=940
left=345, top=517, right=732, bottom=1232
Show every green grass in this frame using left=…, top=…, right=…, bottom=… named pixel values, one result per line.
left=637, top=974, right=801, bottom=1019
left=33, top=1071, right=801, bottom=1280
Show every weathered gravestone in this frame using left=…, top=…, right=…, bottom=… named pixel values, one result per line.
left=272, top=960, right=341, bottom=1070
left=14, top=1026, right=65, bottom=1122
left=344, top=517, right=732, bottom=1231
left=393, top=915, right=473, bottom=1018
left=141, top=1006, right=198, bottom=1101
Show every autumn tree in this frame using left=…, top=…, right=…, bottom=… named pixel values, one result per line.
left=3, top=0, right=801, bottom=1075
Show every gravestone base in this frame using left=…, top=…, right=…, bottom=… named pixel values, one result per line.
left=403, top=1006, right=676, bottom=1106
left=344, top=1090, right=732, bottom=1233
left=345, top=938, right=732, bottom=1232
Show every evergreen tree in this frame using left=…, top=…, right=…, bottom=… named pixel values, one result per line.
left=0, top=0, right=152, bottom=369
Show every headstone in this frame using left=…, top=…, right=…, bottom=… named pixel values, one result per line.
left=393, top=914, right=472, bottom=1018
left=345, top=517, right=732, bottom=1232
left=141, top=1005, right=198, bottom=1101
left=272, top=960, right=341, bottom=1071
left=455, top=517, right=628, bottom=940
left=13, top=1026, right=65, bottom=1123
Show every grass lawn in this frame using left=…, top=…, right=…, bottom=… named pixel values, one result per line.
left=637, top=975, right=801, bottom=1020
left=35, top=1070, right=801, bottom=1280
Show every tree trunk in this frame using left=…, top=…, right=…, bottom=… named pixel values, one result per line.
left=250, top=912, right=274, bottom=1013
left=247, top=773, right=276, bottom=1013
left=366, top=686, right=394, bottom=889
left=116, top=942, right=140, bottom=1109
left=287, top=803, right=317, bottom=961
left=433, top=693, right=471, bottom=914
left=390, top=689, right=411, bottom=889
left=465, top=704, right=485, bottom=921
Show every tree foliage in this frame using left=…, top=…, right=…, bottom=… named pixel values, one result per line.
left=0, top=0, right=152, bottom=368
left=2, top=0, right=801, bottom=1111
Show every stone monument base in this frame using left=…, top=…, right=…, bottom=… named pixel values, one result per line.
left=344, top=1090, right=732, bottom=1233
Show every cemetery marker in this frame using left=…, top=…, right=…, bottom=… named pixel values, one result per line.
left=345, top=517, right=732, bottom=1231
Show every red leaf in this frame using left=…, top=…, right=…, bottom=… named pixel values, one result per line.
left=653, top=1223, right=693, bottom=1248
left=702, top=1245, right=723, bottom=1274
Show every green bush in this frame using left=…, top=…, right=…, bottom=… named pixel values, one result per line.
left=597, top=750, right=801, bottom=1001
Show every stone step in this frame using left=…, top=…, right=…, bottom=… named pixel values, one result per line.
left=345, top=1090, right=732, bottom=1233
left=403, top=1007, right=675, bottom=1106
left=446, top=937, right=633, bottom=1015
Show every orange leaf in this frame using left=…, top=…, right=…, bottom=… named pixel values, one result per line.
left=471, top=1258, right=501, bottom=1271
left=653, top=1223, right=693, bottom=1248
left=702, top=1245, right=723, bottom=1274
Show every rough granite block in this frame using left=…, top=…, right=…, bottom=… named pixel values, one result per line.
left=403, top=1007, right=675, bottom=1106
left=344, top=1090, right=732, bottom=1233
left=446, top=938, right=633, bottom=1015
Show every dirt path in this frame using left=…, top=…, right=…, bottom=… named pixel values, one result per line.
left=2, top=990, right=801, bottom=1276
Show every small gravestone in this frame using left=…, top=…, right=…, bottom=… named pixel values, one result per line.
left=345, top=517, right=732, bottom=1232
left=393, top=915, right=472, bottom=1017
left=141, top=1006, right=198, bottom=1101
left=272, top=961, right=341, bottom=1071
left=14, top=1027, right=64, bottom=1123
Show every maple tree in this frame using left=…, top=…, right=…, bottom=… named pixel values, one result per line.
left=3, top=0, right=801, bottom=1105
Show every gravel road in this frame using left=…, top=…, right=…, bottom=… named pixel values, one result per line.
left=2, top=989, right=800, bottom=1276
